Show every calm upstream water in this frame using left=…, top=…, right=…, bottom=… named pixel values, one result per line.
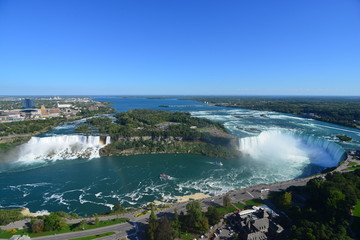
left=1, top=97, right=360, bottom=216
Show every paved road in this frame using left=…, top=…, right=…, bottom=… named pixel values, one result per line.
left=32, top=222, right=134, bottom=240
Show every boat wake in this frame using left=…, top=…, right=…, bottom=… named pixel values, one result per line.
left=208, top=161, right=224, bottom=166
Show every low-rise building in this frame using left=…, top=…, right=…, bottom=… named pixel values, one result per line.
left=57, top=103, right=72, bottom=108
left=238, top=207, right=283, bottom=240
left=39, top=105, right=61, bottom=117
left=88, top=106, right=99, bottom=111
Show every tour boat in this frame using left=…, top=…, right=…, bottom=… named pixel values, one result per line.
left=214, top=161, right=223, bottom=166
left=159, top=174, right=171, bottom=180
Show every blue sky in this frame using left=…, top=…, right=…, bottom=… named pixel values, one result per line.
left=0, top=0, right=359, bottom=95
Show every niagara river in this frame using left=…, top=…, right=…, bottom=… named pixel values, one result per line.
left=0, top=97, right=359, bottom=216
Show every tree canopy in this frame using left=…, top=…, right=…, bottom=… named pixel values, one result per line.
left=273, top=170, right=360, bottom=240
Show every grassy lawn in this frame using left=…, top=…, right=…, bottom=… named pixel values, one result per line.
left=352, top=200, right=360, bottom=235
left=0, top=226, right=73, bottom=238
left=0, top=208, right=24, bottom=225
left=353, top=200, right=360, bottom=217
left=216, top=205, right=237, bottom=215
left=180, top=232, right=195, bottom=240
left=69, top=231, right=116, bottom=240
left=348, top=166, right=360, bottom=171
left=79, top=218, right=128, bottom=231
left=234, top=202, right=245, bottom=209
left=135, top=210, right=150, bottom=217
left=0, top=218, right=128, bottom=239
left=215, top=202, right=245, bottom=215
left=348, top=161, right=358, bottom=167
left=245, top=198, right=264, bottom=207
left=134, top=205, right=172, bottom=217
left=0, top=230, right=18, bottom=239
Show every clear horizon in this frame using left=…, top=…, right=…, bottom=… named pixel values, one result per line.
left=2, top=94, right=360, bottom=98
left=1, top=0, right=359, bottom=96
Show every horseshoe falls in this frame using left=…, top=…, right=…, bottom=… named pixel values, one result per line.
left=239, top=130, right=345, bottom=168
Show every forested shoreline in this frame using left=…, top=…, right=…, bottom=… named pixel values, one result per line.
left=188, top=96, right=360, bottom=129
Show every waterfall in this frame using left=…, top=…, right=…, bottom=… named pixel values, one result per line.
left=106, top=136, right=111, bottom=145
left=15, top=135, right=111, bottom=163
left=239, top=130, right=345, bottom=168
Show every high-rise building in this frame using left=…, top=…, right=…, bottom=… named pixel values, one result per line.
left=22, top=99, right=35, bottom=109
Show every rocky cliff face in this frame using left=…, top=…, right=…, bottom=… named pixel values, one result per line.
left=100, top=132, right=241, bottom=159
left=114, top=136, right=184, bottom=142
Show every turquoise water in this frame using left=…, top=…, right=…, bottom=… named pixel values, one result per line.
left=0, top=97, right=359, bottom=216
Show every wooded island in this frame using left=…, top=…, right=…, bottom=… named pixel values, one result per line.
left=77, top=109, right=240, bottom=158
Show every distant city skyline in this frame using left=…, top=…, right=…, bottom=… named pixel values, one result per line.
left=0, top=0, right=359, bottom=96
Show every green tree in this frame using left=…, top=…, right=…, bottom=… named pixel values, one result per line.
left=155, top=216, right=176, bottom=240
left=76, top=125, right=90, bottom=134
left=198, top=216, right=209, bottom=233
left=186, top=201, right=202, bottom=225
left=147, top=206, right=158, bottom=240
left=113, top=203, right=125, bottom=212
left=44, top=213, right=66, bottom=231
left=31, top=219, right=44, bottom=233
left=326, top=190, right=345, bottom=209
left=0, top=209, right=23, bottom=225
left=171, top=209, right=181, bottom=237
left=223, top=193, right=231, bottom=207
left=78, top=220, right=87, bottom=230
left=279, top=191, right=292, bottom=210
left=206, top=206, right=221, bottom=226
left=185, top=200, right=208, bottom=233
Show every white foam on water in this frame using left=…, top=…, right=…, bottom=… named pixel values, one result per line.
left=176, top=177, right=234, bottom=196
left=79, top=192, right=114, bottom=210
left=47, top=193, right=69, bottom=206
left=267, top=114, right=308, bottom=121
left=34, top=210, right=50, bottom=215
left=7, top=182, right=52, bottom=198
left=0, top=204, right=28, bottom=208
left=313, top=123, right=360, bottom=135
left=52, top=124, right=75, bottom=130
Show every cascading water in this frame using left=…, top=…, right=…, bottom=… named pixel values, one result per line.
left=15, top=135, right=111, bottom=163
left=106, top=136, right=111, bottom=145
left=239, top=130, right=345, bottom=168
